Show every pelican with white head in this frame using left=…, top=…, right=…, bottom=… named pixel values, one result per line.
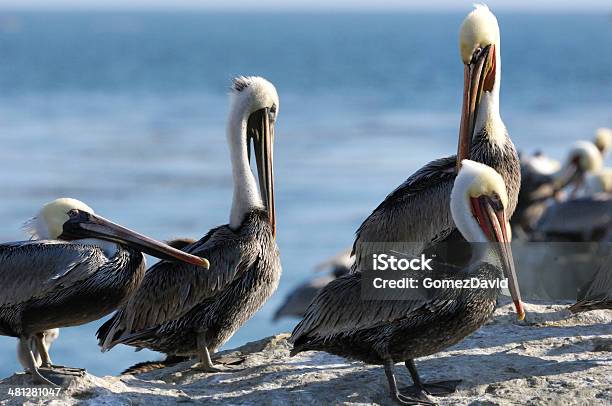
left=553, top=141, right=603, bottom=193
left=96, top=76, right=282, bottom=374
left=227, top=76, right=279, bottom=236
left=457, top=4, right=505, bottom=168
left=451, top=160, right=525, bottom=320
left=25, top=198, right=209, bottom=266
left=2, top=198, right=209, bottom=385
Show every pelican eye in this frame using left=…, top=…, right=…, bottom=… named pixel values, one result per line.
left=269, top=105, right=277, bottom=120
left=488, top=193, right=504, bottom=211
left=470, top=47, right=480, bottom=63
left=67, top=209, right=80, bottom=218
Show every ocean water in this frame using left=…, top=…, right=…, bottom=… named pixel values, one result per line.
left=0, top=11, right=611, bottom=377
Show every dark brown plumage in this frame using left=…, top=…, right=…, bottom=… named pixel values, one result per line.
left=352, top=129, right=520, bottom=271
left=97, top=210, right=280, bottom=368
left=0, top=242, right=144, bottom=338
left=121, top=355, right=188, bottom=375
left=569, top=252, right=612, bottom=313
left=0, top=241, right=145, bottom=384
left=291, top=158, right=524, bottom=405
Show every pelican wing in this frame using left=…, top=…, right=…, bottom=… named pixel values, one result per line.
left=291, top=270, right=463, bottom=342
left=0, top=240, right=106, bottom=307
left=98, top=224, right=258, bottom=349
left=352, top=155, right=457, bottom=271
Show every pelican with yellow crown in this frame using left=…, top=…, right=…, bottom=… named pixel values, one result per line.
left=0, top=198, right=209, bottom=385
left=352, top=4, right=520, bottom=272
left=291, top=160, right=524, bottom=405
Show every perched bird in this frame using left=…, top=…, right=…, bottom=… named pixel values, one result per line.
left=273, top=249, right=354, bottom=321
left=290, top=160, right=525, bottom=405
left=0, top=198, right=209, bottom=384
left=514, top=142, right=603, bottom=234
left=97, top=76, right=282, bottom=373
left=352, top=5, right=520, bottom=271
left=553, top=141, right=603, bottom=198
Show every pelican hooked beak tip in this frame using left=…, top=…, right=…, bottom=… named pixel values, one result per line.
left=514, top=300, right=526, bottom=321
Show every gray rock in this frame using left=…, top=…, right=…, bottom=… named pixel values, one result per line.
left=1, top=303, right=610, bottom=405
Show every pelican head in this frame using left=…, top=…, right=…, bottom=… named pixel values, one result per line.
left=554, top=141, right=603, bottom=191
left=457, top=4, right=502, bottom=168
left=26, top=198, right=209, bottom=268
left=451, top=160, right=525, bottom=320
left=594, top=127, right=612, bottom=155
left=229, top=76, right=279, bottom=236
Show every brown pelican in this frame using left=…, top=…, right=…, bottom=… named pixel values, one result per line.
left=274, top=249, right=353, bottom=321
left=0, top=198, right=209, bottom=385
left=290, top=160, right=525, bottom=405
left=569, top=252, right=612, bottom=313
left=513, top=142, right=603, bottom=234
left=552, top=141, right=603, bottom=197
left=352, top=5, right=520, bottom=271
left=594, top=127, right=612, bottom=157
left=96, top=76, right=281, bottom=372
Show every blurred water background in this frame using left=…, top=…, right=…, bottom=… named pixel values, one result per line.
left=0, top=11, right=611, bottom=377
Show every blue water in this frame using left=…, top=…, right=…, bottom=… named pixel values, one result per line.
left=0, top=11, right=611, bottom=378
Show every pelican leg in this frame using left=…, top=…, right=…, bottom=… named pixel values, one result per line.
left=34, top=333, right=52, bottom=366
left=383, top=359, right=434, bottom=405
left=19, top=337, right=57, bottom=387
left=404, top=359, right=461, bottom=396
left=33, top=333, right=84, bottom=374
left=192, top=333, right=243, bottom=373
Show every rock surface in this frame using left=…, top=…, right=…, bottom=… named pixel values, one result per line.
left=1, top=302, right=610, bottom=405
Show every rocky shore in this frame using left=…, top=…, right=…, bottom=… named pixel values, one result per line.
left=1, top=302, right=610, bottom=405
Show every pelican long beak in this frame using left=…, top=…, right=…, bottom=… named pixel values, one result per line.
left=247, top=107, right=276, bottom=237
left=457, top=44, right=496, bottom=171
left=59, top=212, right=210, bottom=268
left=471, top=195, right=525, bottom=320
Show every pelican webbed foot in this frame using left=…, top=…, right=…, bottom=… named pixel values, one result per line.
left=40, top=365, right=86, bottom=375
left=193, top=333, right=244, bottom=373
left=384, top=360, right=435, bottom=405
left=403, top=359, right=461, bottom=396
left=413, top=380, right=462, bottom=396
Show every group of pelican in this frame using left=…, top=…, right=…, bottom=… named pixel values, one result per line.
left=1, top=76, right=280, bottom=384
left=0, top=4, right=608, bottom=405
left=515, top=129, right=612, bottom=241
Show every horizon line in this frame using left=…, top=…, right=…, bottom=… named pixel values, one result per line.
left=0, top=6, right=610, bottom=13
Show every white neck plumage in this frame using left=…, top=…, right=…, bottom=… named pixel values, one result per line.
left=451, top=192, right=488, bottom=245
left=474, top=44, right=506, bottom=149
left=227, top=104, right=264, bottom=230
